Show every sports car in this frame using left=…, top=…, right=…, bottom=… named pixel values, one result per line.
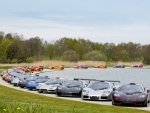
left=11, top=74, right=31, bottom=86
left=113, top=64, right=125, bottom=68
left=56, top=78, right=94, bottom=97
left=74, top=65, right=88, bottom=69
left=18, top=75, right=40, bottom=88
left=94, top=65, right=107, bottom=68
left=112, top=83, right=150, bottom=107
left=37, top=77, right=68, bottom=93
left=26, top=76, right=52, bottom=90
left=48, top=65, right=64, bottom=70
left=26, top=66, right=44, bottom=72
left=81, top=80, right=120, bottom=100
left=131, top=64, right=143, bottom=68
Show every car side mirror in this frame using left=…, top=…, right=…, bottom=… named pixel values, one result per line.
left=147, top=89, right=150, bottom=93
left=113, top=88, right=116, bottom=91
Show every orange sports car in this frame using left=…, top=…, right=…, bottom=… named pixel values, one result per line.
left=94, top=65, right=107, bottom=68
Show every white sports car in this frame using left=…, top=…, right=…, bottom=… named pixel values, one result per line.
left=81, top=80, right=120, bottom=100
left=36, top=77, right=68, bottom=93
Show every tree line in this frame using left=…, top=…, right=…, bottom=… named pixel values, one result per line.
left=0, top=31, right=150, bottom=64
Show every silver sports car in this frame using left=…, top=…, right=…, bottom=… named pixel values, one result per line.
left=36, top=77, right=68, bottom=93
left=81, top=80, right=120, bottom=100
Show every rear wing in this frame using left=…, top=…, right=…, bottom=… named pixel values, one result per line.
left=74, top=78, right=96, bottom=81
left=74, top=78, right=96, bottom=84
left=96, top=80, right=120, bottom=83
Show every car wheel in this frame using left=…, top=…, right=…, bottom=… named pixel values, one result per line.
left=56, top=92, right=61, bottom=96
left=112, top=101, right=116, bottom=105
left=52, top=67, right=54, bottom=69
left=20, top=86, right=24, bottom=88
left=61, top=67, right=64, bottom=70
left=144, top=101, right=148, bottom=107
left=38, top=89, right=43, bottom=93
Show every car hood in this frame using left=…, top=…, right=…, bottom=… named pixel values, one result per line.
left=116, top=92, right=147, bottom=100
left=84, top=88, right=112, bottom=94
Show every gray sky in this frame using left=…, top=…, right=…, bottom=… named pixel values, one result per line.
left=0, top=0, right=150, bottom=44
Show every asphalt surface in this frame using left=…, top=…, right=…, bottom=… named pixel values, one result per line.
left=0, top=69, right=150, bottom=112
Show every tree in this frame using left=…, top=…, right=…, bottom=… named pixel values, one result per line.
left=83, top=50, right=107, bottom=61
left=62, top=50, right=79, bottom=62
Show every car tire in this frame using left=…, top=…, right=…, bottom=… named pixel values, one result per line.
left=144, top=101, right=148, bottom=107
left=52, top=67, right=54, bottom=69
left=61, top=67, right=64, bottom=70
left=38, top=89, right=43, bottom=93
left=20, top=86, right=24, bottom=88
left=112, top=101, right=115, bottom=105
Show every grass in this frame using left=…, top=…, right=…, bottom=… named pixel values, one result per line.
left=0, top=85, right=150, bottom=113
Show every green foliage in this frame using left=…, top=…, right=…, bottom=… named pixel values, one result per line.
left=83, top=50, right=107, bottom=61
left=26, top=57, right=35, bottom=63
left=62, top=50, right=79, bottom=62
left=11, top=59, right=18, bottom=63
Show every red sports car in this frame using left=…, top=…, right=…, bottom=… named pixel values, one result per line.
left=131, top=64, right=143, bottom=68
left=26, top=66, right=44, bottom=72
left=112, top=83, right=150, bottom=107
left=74, top=65, right=88, bottom=69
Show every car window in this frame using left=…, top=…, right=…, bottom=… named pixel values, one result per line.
left=64, top=80, right=83, bottom=87
left=118, top=84, right=143, bottom=93
left=89, top=82, right=110, bottom=90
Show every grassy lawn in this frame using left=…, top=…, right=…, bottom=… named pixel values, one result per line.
left=0, top=85, right=150, bottom=113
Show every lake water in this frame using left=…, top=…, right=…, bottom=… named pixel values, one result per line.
left=41, top=68, right=150, bottom=88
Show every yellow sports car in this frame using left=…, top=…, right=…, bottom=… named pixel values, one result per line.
left=48, top=65, right=64, bottom=70
left=94, top=65, right=107, bottom=68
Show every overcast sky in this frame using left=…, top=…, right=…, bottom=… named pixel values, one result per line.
left=0, top=0, right=150, bottom=44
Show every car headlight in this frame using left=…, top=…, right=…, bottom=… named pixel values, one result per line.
left=19, top=81, right=22, bottom=82
left=138, top=95, right=146, bottom=98
left=114, top=93, right=120, bottom=97
left=103, top=91, right=111, bottom=93
left=83, top=90, right=89, bottom=93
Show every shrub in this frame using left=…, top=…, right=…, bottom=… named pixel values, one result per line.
left=26, top=57, right=35, bottom=63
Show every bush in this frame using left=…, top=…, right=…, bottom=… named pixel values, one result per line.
left=26, top=57, right=35, bottom=63
left=83, top=50, right=107, bottom=61
left=11, top=59, right=18, bottom=63
left=62, top=50, right=79, bottom=62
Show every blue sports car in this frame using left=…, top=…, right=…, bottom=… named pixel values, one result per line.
left=26, top=76, right=52, bottom=90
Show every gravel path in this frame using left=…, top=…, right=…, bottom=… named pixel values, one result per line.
left=0, top=69, right=150, bottom=111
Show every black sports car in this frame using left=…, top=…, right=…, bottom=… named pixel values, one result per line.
left=56, top=79, right=90, bottom=97
left=112, top=83, right=150, bottom=107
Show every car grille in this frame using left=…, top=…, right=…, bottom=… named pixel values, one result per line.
left=101, top=96, right=108, bottom=99
left=90, top=96, right=99, bottom=100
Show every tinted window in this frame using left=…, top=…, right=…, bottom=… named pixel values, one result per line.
left=64, top=80, right=83, bottom=86
left=118, top=84, right=143, bottom=93
left=89, top=82, right=110, bottom=90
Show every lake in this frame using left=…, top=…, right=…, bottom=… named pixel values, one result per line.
left=40, top=68, right=150, bottom=88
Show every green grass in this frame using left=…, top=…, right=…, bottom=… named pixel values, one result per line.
left=0, top=85, right=150, bottom=113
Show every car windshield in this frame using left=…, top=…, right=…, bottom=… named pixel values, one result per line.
left=118, top=84, right=143, bottom=93
left=89, top=82, right=110, bottom=90
left=45, top=79, right=62, bottom=85
left=64, top=80, right=83, bottom=87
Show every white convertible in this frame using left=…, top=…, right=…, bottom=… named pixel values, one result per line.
left=81, top=80, right=120, bottom=100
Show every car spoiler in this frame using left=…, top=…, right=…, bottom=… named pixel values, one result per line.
left=96, top=80, right=120, bottom=83
left=74, top=78, right=96, bottom=81
left=74, top=78, right=96, bottom=84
